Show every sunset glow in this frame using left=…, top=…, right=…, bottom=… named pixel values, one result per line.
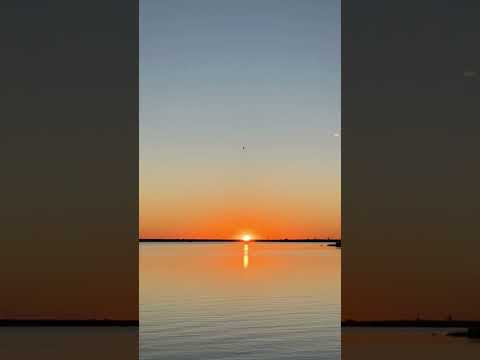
left=242, top=235, right=252, bottom=242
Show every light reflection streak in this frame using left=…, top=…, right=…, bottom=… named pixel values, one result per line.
left=243, top=244, right=249, bottom=269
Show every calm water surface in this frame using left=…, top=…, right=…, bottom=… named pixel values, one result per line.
left=343, top=327, right=480, bottom=359
left=0, top=328, right=137, bottom=359
left=140, top=243, right=340, bottom=360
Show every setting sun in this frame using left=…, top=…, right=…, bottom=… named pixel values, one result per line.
left=242, top=235, right=251, bottom=242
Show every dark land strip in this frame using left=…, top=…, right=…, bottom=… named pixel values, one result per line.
left=140, top=239, right=341, bottom=245
left=0, top=319, right=139, bottom=327
left=342, top=320, right=480, bottom=328
left=342, top=320, right=480, bottom=338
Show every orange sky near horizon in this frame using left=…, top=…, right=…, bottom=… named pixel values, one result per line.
left=139, top=153, right=341, bottom=239
left=139, top=169, right=340, bottom=240
left=139, top=134, right=341, bottom=240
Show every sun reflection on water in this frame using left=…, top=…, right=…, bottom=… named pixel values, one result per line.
left=243, top=244, right=249, bottom=269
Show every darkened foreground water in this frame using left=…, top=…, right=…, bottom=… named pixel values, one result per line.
left=140, top=243, right=340, bottom=360
left=0, top=327, right=138, bottom=359
left=343, top=327, right=480, bottom=360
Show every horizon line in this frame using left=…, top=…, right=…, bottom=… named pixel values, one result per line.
left=139, top=238, right=341, bottom=242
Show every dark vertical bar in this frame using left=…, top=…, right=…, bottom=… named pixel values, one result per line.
left=0, top=1, right=138, bottom=357
left=343, top=0, right=480, bottom=357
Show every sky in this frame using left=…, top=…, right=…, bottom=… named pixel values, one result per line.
left=140, top=0, right=340, bottom=239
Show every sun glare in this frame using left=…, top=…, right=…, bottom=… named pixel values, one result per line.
left=242, top=234, right=251, bottom=242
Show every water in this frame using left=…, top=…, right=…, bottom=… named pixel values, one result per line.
left=140, top=243, right=340, bottom=360
left=0, top=327, right=137, bottom=359
left=343, top=327, right=480, bottom=359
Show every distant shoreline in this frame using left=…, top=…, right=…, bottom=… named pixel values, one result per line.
left=139, top=239, right=341, bottom=244
left=0, top=319, right=139, bottom=327
left=342, top=320, right=480, bottom=328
